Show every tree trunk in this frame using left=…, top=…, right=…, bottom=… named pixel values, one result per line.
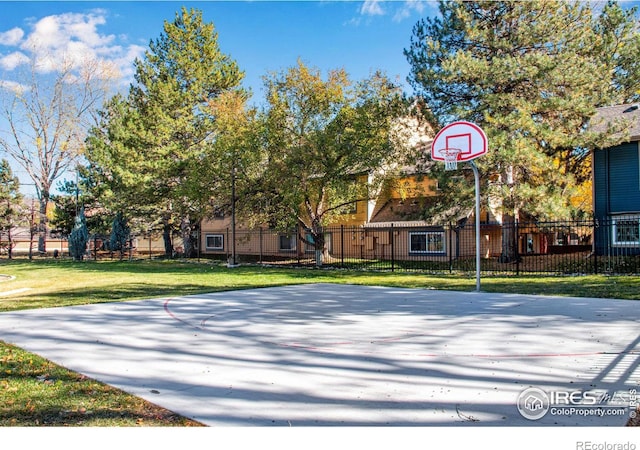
left=499, top=167, right=518, bottom=263
left=500, top=217, right=517, bottom=263
left=7, top=228, right=12, bottom=259
left=180, top=216, right=198, bottom=258
left=28, top=199, right=36, bottom=260
left=163, top=219, right=173, bottom=258
left=37, top=196, right=49, bottom=254
left=310, top=228, right=325, bottom=267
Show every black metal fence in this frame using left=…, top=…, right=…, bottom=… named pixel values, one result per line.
left=3, top=217, right=639, bottom=275
left=199, top=217, right=640, bottom=275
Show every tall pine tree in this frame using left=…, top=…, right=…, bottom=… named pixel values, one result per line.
left=405, top=0, right=640, bottom=259
left=0, top=159, right=23, bottom=259
left=86, top=8, right=244, bottom=257
left=110, top=212, right=130, bottom=260
left=132, top=7, right=243, bottom=257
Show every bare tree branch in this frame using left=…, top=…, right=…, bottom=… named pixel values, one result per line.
left=0, top=51, right=115, bottom=252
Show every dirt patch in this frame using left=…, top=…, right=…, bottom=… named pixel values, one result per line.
left=0, top=275, right=13, bottom=282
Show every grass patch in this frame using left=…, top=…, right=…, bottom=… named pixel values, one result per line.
left=1, top=258, right=639, bottom=426
left=0, top=342, right=202, bottom=427
left=1, top=259, right=640, bottom=312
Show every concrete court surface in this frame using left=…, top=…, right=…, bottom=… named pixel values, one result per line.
left=0, top=283, right=638, bottom=427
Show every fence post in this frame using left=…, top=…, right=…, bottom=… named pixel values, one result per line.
left=515, top=220, right=520, bottom=276
left=448, top=222, right=453, bottom=274
left=297, top=228, right=301, bottom=266
left=259, top=227, right=263, bottom=264
left=593, top=217, right=598, bottom=275
left=390, top=223, right=395, bottom=272
left=340, top=225, right=344, bottom=268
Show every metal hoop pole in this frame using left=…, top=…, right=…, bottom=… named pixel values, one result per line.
left=471, top=160, right=481, bottom=292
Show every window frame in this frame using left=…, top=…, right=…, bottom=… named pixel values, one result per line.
left=205, top=234, right=224, bottom=251
left=279, top=234, right=297, bottom=252
left=408, top=230, right=446, bottom=255
left=612, top=218, right=640, bottom=246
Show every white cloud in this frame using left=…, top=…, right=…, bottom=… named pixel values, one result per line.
left=393, top=1, right=427, bottom=22
left=111, top=44, right=146, bottom=80
left=393, top=0, right=427, bottom=22
left=352, top=0, right=432, bottom=26
left=0, top=51, right=29, bottom=70
left=0, top=27, right=25, bottom=46
left=360, top=0, right=386, bottom=17
left=24, top=12, right=111, bottom=49
left=0, top=10, right=142, bottom=85
left=0, top=79, right=29, bottom=95
left=22, top=12, right=119, bottom=73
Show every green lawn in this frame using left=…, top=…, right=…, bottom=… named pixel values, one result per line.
left=2, top=259, right=640, bottom=313
left=1, top=258, right=639, bottom=426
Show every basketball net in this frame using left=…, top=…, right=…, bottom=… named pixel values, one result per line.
left=440, top=148, right=461, bottom=171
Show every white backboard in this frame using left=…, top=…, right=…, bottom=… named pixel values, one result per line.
left=431, top=121, right=488, bottom=162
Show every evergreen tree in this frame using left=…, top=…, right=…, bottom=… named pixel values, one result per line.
left=85, top=7, right=244, bottom=257
left=130, top=7, right=243, bottom=257
left=110, top=212, right=130, bottom=260
left=0, top=159, right=23, bottom=259
left=51, top=176, right=112, bottom=237
left=405, top=0, right=640, bottom=226
left=68, top=208, right=89, bottom=261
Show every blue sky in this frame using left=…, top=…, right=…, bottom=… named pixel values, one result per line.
left=0, top=1, right=438, bottom=102
left=0, top=1, right=439, bottom=194
left=4, top=1, right=640, bottom=195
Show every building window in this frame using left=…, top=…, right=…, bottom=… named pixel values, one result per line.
left=612, top=218, right=640, bottom=246
left=303, top=232, right=315, bottom=253
left=409, top=231, right=446, bottom=254
left=205, top=234, right=224, bottom=250
left=279, top=234, right=297, bottom=252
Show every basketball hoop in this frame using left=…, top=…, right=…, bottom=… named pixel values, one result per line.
left=431, top=121, right=488, bottom=292
left=440, top=148, right=461, bottom=171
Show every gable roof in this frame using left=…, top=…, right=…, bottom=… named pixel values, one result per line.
left=591, top=103, right=640, bottom=143
left=369, top=197, right=436, bottom=225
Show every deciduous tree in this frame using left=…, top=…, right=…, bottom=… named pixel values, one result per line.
left=250, top=60, right=414, bottom=265
left=0, top=55, right=114, bottom=254
left=190, top=89, right=262, bottom=265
